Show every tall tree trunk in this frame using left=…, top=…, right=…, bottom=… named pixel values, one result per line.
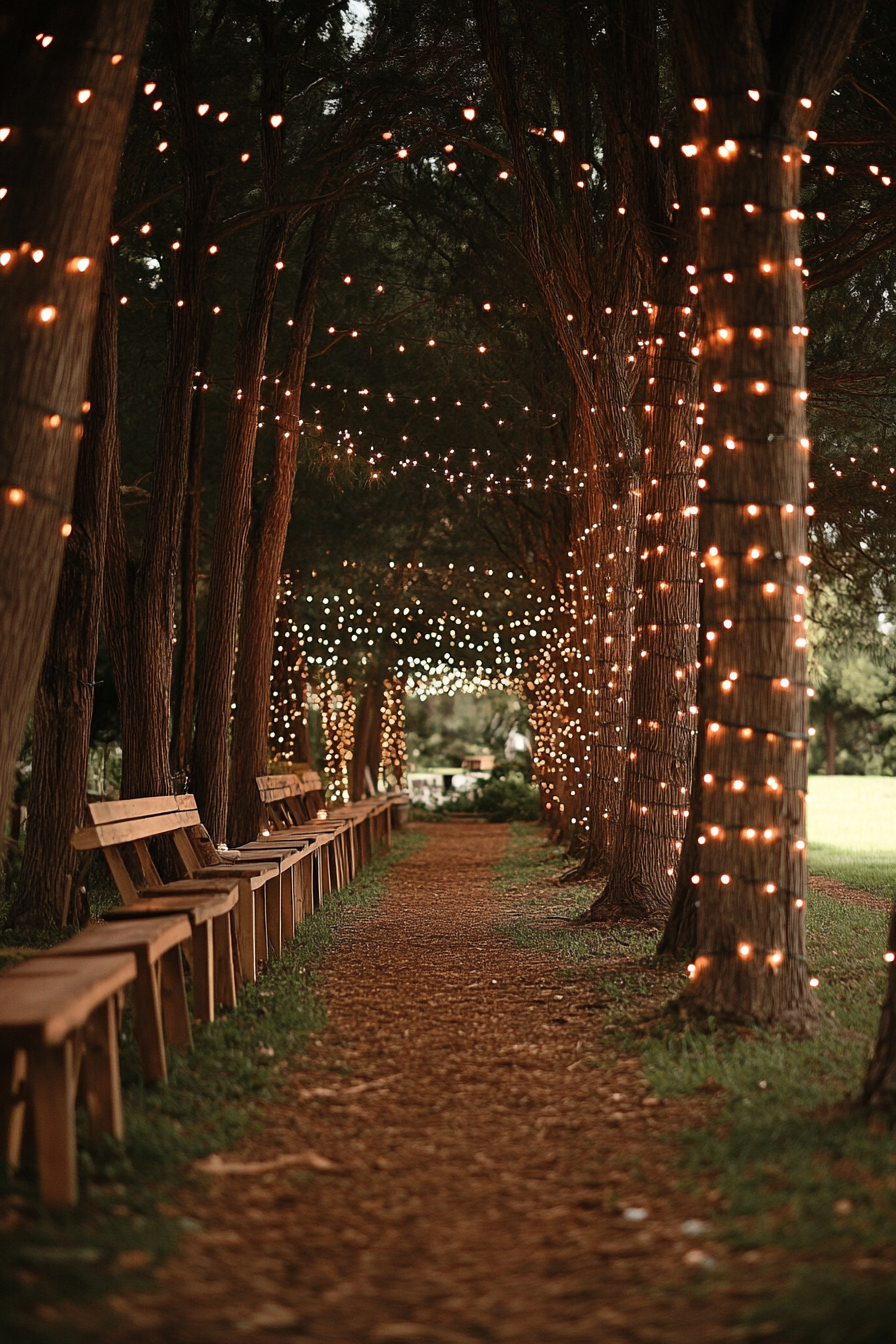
left=104, top=0, right=215, bottom=801
left=7, top=256, right=119, bottom=928
left=824, top=708, right=836, bottom=776
left=351, top=677, right=385, bottom=801
left=192, top=54, right=290, bottom=841
left=591, top=285, right=699, bottom=919
left=171, top=314, right=213, bottom=781
left=0, top=0, right=150, bottom=813
left=864, top=909, right=896, bottom=1108
left=672, top=0, right=864, bottom=1030
left=227, top=204, right=335, bottom=845
left=477, top=0, right=643, bottom=874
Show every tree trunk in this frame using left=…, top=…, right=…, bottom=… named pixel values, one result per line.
left=227, top=204, right=335, bottom=845
left=7, top=256, right=119, bottom=928
left=825, top=708, right=836, bottom=776
left=0, top=0, right=150, bottom=813
left=591, top=289, right=699, bottom=920
left=171, top=314, right=213, bottom=782
left=104, top=0, right=215, bottom=801
left=671, top=0, right=864, bottom=1030
left=192, top=78, right=290, bottom=841
left=351, top=677, right=385, bottom=801
left=863, top=908, right=896, bottom=1108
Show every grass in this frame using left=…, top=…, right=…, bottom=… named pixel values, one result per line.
left=807, top=774, right=896, bottom=901
left=497, top=822, right=896, bottom=1344
left=0, top=829, right=425, bottom=1344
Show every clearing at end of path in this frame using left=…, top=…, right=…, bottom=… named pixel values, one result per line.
left=101, top=822, right=766, bottom=1344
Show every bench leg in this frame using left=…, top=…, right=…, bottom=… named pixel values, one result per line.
left=160, top=946, right=193, bottom=1052
left=31, top=1040, right=78, bottom=1207
left=213, top=914, right=237, bottom=1009
left=265, top=879, right=283, bottom=958
left=192, top=923, right=215, bottom=1023
left=254, top=889, right=268, bottom=972
left=132, top=950, right=167, bottom=1083
left=1, top=1048, right=28, bottom=1173
left=235, top=880, right=256, bottom=985
left=281, top=870, right=296, bottom=942
left=83, top=999, right=125, bottom=1142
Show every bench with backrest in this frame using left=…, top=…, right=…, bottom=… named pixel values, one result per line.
left=73, top=797, right=255, bottom=1001
left=255, top=774, right=355, bottom=888
left=257, top=771, right=398, bottom=869
left=0, top=951, right=137, bottom=1205
left=73, top=795, right=320, bottom=984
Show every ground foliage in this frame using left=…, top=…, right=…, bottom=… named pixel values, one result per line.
left=0, top=832, right=423, bottom=1343
left=499, top=823, right=896, bottom=1342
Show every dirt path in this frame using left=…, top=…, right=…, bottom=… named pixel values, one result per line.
left=103, top=824, right=752, bottom=1343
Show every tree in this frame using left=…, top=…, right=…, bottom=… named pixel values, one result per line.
left=0, top=0, right=151, bottom=817
left=6, top=258, right=119, bottom=927
left=670, top=0, right=865, bottom=1030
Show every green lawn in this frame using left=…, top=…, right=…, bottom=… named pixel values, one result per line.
left=807, top=775, right=896, bottom=901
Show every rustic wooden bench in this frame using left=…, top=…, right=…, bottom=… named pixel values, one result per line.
left=0, top=951, right=136, bottom=1205
left=42, top=914, right=193, bottom=1080
left=72, top=796, right=284, bottom=988
left=101, top=883, right=239, bottom=1022
left=256, top=774, right=357, bottom=886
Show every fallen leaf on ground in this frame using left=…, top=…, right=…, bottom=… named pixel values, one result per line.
left=195, top=1149, right=337, bottom=1175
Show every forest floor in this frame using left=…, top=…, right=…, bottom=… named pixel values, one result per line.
left=7, top=819, right=896, bottom=1343
left=52, top=819, right=895, bottom=1344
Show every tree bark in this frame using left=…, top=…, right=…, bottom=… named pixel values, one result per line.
left=7, top=255, right=119, bottom=928
left=591, top=289, right=699, bottom=919
left=672, top=0, right=864, bottom=1030
left=104, top=0, right=215, bottom=801
left=171, top=314, right=213, bottom=782
left=864, top=910, right=896, bottom=1109
left=192, top=48, right=290, bottom=841
left=227, top=204, right=335, bottom=845
left=0, top=0, right=150, bottom=814
left=824, top=708, right=836, bottom=776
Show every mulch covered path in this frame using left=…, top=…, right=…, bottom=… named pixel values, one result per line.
left=102, top=823, right=766, bottom=1344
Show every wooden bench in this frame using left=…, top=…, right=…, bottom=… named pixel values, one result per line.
left=72, top=796, right=286, bottom=988
left=0, top=951, right=136, bottom=1206
left=256, top=774, right=356, bottom=888
left=42, top=914, right=193, bottom=1079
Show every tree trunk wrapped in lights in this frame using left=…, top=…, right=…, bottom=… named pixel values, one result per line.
left=477, top=0, right=643, bottom=873
left=592, top=288, right=700, bottom=919
left=671, top=0, right=865, bottom=1029
left=7, top=257, right=119, bottom=928
left=319, top=674, right=355, bottom=806
left=380, top=676, right=408, bottom=789
left=266, top=593, right=312, bottom=766
left=0, top=0, right=151, bottom=813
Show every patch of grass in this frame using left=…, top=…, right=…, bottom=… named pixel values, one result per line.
left=496, top=822, right=896, bottom=1342
left=807, top=775, right=896, bottom=900
left=641, top=891, right=896, bottom=1340
left=0, top=830, right=425, bottom=1343
left=495, top=823, right=658, bottom=965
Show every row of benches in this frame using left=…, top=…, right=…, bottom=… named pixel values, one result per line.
left=0, top=772, right=405, bottom=1205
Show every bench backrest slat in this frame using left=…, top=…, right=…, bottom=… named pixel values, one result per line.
left=71, top=793, right=209, bottom=905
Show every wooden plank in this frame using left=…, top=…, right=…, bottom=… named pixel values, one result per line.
left=0, top=954, right=137, bottom=1046
left=41, top=914, right=192, bottom=961
left=72, top=809, right=186, bottom=850
left=104, top=891, right=236, bottom=924
left=88, top=795, right=182, bottom=823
